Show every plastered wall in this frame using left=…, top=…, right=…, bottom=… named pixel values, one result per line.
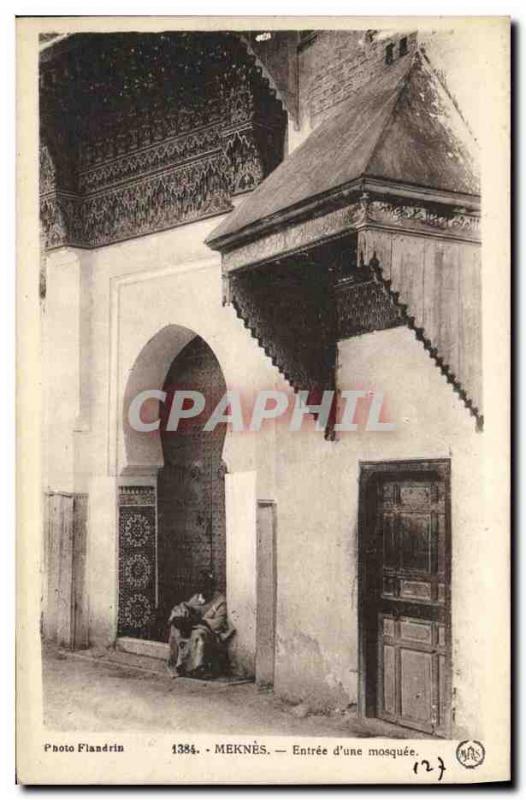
left=270, top=325, right=485, bottom=736
left=43, top=210, right=283, bottom=674
left=43, top=223, right=489, bottom=733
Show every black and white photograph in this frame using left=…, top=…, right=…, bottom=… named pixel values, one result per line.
left=15, top=15, right=510, bottom=785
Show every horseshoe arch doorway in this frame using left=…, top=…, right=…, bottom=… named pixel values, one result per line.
left=118, top=332, right=227, bottom=643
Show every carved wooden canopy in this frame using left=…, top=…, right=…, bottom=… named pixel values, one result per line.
left=207, top=48, right=482, bottom=430
left=206, top=51, right=479, bottom=254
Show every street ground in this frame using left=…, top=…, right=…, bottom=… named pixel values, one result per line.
left=42, top=645, right=422, bottom=738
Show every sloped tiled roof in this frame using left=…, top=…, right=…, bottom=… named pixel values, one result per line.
left=207, top=51, right=479, bottom=247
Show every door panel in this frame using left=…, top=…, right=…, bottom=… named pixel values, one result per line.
left=377, top=612, right=448, bottom=733
left=256, top=500, right=277, bottom=688
left=361, top=461, right=451, bottom=736
left=400, top=647, right=433, bottom=723
left=382, top=644, right=396, bottom=715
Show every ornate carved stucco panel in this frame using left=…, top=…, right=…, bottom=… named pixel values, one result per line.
left=39, top=32, right=287, bottom=250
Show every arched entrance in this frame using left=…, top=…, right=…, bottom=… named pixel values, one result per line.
left=155, top=336, right=227, bottom=638
left=118, top=329, right=227, bottom=644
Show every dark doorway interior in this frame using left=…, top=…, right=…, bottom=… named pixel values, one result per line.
left=358, top=459, right=452, bottom=736
left=151, top=336, right=227, bottom=640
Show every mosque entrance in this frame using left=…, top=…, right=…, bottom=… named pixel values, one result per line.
left=117, top=334, right=227, bottom=643
left=154, top=336, right=227, bottom=640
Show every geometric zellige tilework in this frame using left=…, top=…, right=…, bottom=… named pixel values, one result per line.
left=118, top=492, right=156, bottom=640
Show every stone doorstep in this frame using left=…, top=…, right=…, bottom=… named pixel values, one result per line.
left=63, top=638, right=253, bottom=687
left=116, top=636, right=169, bottom=661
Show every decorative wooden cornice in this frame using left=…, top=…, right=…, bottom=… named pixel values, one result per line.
left=367, top=197, right=480, bottom=239
left=219, top=188, right=480, bottom=272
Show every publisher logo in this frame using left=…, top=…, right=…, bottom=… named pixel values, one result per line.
left=456, top=740, right=485, bottom=769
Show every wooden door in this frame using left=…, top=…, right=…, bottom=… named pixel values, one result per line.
left=256, top=500, right=277, bottom=688
left=360, top=460, right=451, bottom=736
left=44, top=491, right=89, bottom=649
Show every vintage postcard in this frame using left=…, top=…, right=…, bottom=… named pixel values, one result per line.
left=16, top=15, right=510, bottom=784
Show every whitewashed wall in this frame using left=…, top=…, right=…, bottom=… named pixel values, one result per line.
left=270, top=325, right=487, bottom=736
left=44, top=213, right=491, bottom=735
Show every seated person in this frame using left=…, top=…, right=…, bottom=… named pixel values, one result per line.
left=167, top=571, right=234, bottom=679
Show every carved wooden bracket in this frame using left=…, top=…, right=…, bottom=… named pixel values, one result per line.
left=226, top=241, right=407, bottom=439
left=333, top=255, right=404, bottom=339
left=229, top=256, right=337, bottom=399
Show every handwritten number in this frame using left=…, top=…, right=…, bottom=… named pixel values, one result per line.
left=413, top=757, right=446, bottom=782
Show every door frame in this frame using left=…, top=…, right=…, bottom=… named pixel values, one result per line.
left=256, top=499, right=278, bottom=688
left=357, top=458, right=452, bottom=735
